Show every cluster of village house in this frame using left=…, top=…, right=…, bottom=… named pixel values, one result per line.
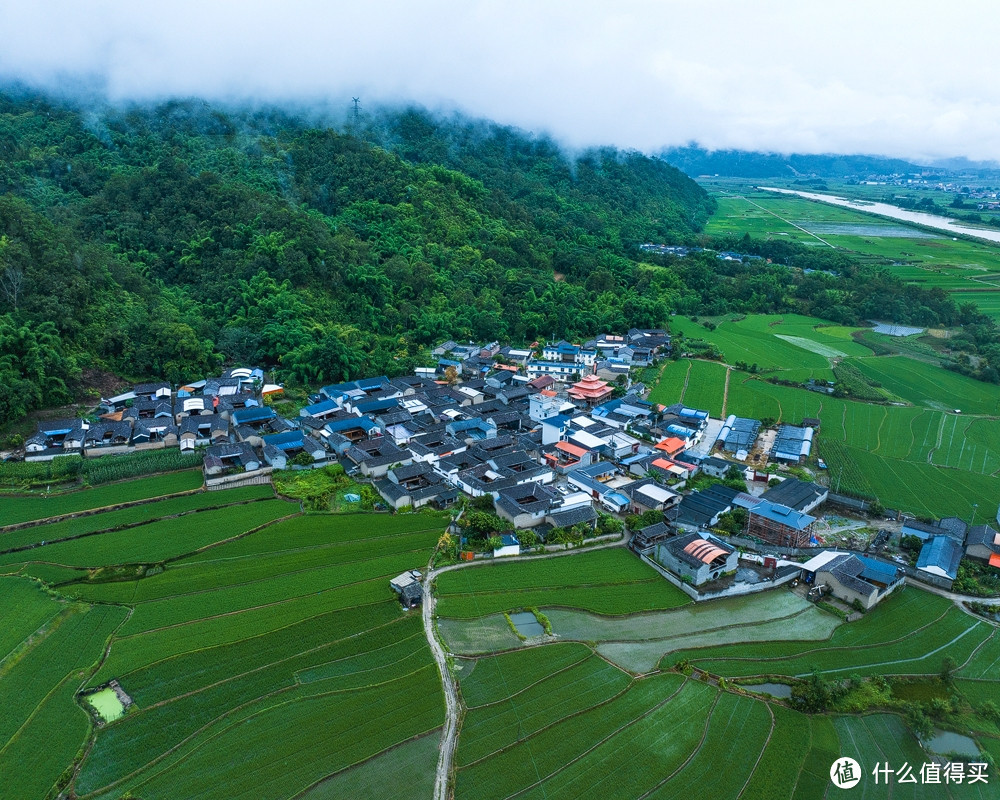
left=25, top=330, right=1000, bottom=605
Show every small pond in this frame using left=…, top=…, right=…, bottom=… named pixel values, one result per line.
left=85, top=687, right=125, bottom=723
left=741, top=683, right=793, bottom=699
left=924, top=730, right=980, bottom=758
left=509, top=611, right=545, bottom=638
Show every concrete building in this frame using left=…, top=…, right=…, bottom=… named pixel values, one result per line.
left=799, top=551, right=903, bottom=610
left=746, top=499, right=816, bottom=547
left=965, top=524, right=1000, bottom=568
left=771, top=425, right=814, bottom=464
left=916, top=535, right=964, bottom=585
left=761, top=478, right=828, bottom=515
left=493, top=533, right=521, bottom=558
left=656, top=532, right=737, bottom=586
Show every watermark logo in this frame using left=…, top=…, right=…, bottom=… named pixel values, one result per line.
left=831, top=757, right=862, bottom=789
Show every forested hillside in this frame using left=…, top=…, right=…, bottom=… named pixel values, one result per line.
left=0, top=89, right=996, bottom=428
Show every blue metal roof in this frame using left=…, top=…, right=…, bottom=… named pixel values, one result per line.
left=324, top=417, right=378, bottom=434
left=750, top=500, right=815, bottom=531
left=262, top=431, right=304, bottom=450
left=302, top=399, right=338, bottom=416
left=499, top=534, right=520, bottom=546
left=916, top=535, right=963, bottom=580
left=857, top=555, right=898, bottom=584
left=232, top=406, right=276, bottom=425
left=354, top=397, right=399, bottom=414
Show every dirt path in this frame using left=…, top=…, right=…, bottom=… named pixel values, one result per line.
left=678, top=359, right=692, bottom=403
left=721, top=367, right=731, bottom=417
left=424, top=534, right=628, bottom=798
left=424, top=568, right=458, bottom=800
left=906, top=576, right=1000, bottom=622
left=927, top=413, right=946, bottom=463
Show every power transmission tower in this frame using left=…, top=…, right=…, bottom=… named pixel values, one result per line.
left=352, top=97, right=361, bottom=126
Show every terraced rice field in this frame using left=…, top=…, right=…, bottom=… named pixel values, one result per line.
left=0, top=470, right=451, bottom=800
left=435, top=549, right=691, bottom=619
left=444, top=574, right=1000, bottom=799
left=0, top=469, right=204, bottom=527
left=673, top=589, right=991, bottom=679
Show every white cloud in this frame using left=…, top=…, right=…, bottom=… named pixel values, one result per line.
left=1, top=0, right=998, bottom=160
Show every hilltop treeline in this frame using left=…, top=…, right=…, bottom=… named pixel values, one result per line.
left=0, top=90, right=996, bottom=427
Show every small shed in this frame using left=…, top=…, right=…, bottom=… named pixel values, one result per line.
left=493, top=534, right=520, bottom=558
left=400, top=582, right=423, bottom=609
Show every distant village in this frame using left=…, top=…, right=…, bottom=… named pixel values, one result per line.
left=21, top=328, right=1000, bottom=606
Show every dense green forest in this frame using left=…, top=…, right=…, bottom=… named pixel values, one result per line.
left=661, top=145, right=925, bottom=179
left=1, top=88, right=998, bottom=428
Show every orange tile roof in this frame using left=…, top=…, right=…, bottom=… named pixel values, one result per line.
left=556, top=441, right=589, bottom=458
left=683, top=538, right=729, bottom=565
left=990, top=553, right=1000, bottom=569
left=655, top=436, right=686, bottom=454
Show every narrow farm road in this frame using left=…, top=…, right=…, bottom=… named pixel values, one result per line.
left=906, top=576, right=1000, bottom=623
left=423, top=532, right=628, bottom=799
left=423, top=569, right=458, bottom=800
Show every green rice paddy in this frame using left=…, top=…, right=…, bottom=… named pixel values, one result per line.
left=704, top=189, right=1000, bottom=321
left=0, top=472, right=450, bottom=800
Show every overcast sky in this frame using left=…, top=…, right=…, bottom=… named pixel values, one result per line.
left=1, top=1, right=998, bottom=161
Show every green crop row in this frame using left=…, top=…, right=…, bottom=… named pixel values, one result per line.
left=0, top=603, right=127, bottom=747
left=90, top=597, right=402, bottom=691
left=0, top=484, right=273, bottom=553
left=494, top=678, right=719, bottom=800
left=121, top=548, right=430, bottom=635
left=457, top=656, right=631, bottom=766
left=438, top=549, right=670, bottom=595
left=180, top=510, right=447, bottom=565
left=1, top=470, right=205, bottom=527
left=438, top=580, right=693, bottom=619
left=460, top=642, right=593, bottom=708
left=690, top=609, right=987, bottom=679
left=121, top=606, right=415, bottom=707
left=0, top=456, right=84, bottom=488
left=0, top=676, right=93, bottom=800
left=0, top=499, right=294, bottom=569
left=671, top=588, right=946, bottom=665
left=455, top=674, right=688, bottom=800
left=792, top=715, right=840, bottom=800
left=85, top=450, right=204, bottom=485
left=116, top=528, right=437, bottom=605
left=957, top=631, right=1000, bottom=680
left=0, top=576, right=63, bottom=660
left=78, top=667, right=443, bottom=798
left=296, top=627, right=427, bottom=684
left=740, top=704, right=811, bottom=800
left=642, top=692, right=771, bottom=800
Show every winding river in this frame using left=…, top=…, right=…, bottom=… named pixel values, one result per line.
left=759, top=187, right=1000, bottom=245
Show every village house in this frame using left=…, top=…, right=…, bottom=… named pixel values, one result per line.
left=799, top=551, right=903, bottom=610
left=657, top=532, right=737, bottom=586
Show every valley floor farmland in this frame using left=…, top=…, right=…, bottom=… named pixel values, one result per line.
left=653, top=313, right=1000, bottom=518
left=442, top=576, right=1000, bottom=800
left=703, top=188, right=1000, bottom=321
left=0, top=474, right=450, bottom=800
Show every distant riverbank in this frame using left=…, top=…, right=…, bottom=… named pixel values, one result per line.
left=759, top=186, right=1000, bottom=245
